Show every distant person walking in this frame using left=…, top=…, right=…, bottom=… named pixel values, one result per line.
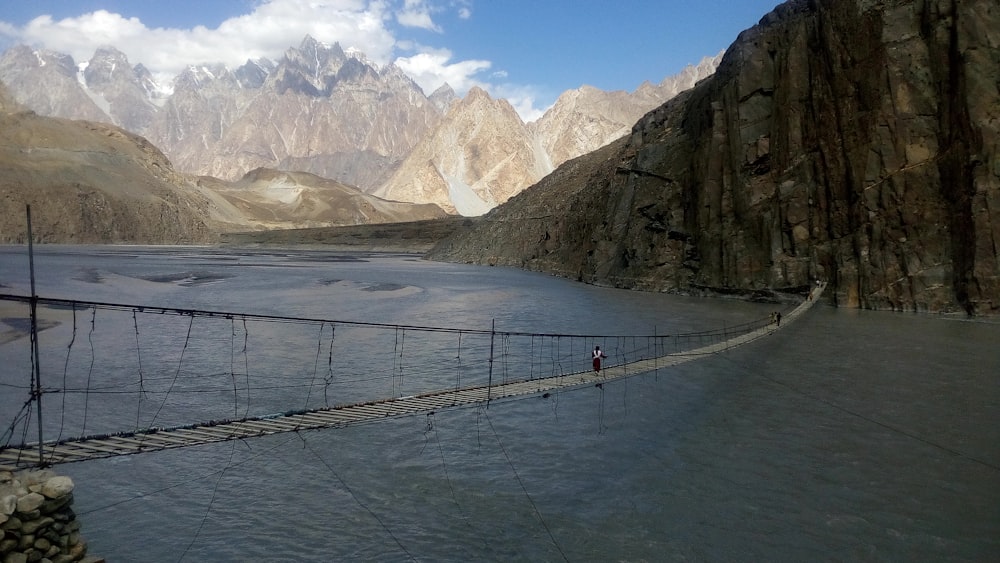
left=592, top=345, right=608, bottom=373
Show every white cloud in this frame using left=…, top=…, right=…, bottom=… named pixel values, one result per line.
left=0, top=0, right=548, bottom=121
left=493, top=84, right=549, bottom=123
left=395, top=0, right=441, bottom=32
left=448, top=0, right=472, bottom=20
left=11, top=0, right=398, bottom=77
left=394, top=50, right=547, bottom=121
left=394, top=48, right=489, bottom=94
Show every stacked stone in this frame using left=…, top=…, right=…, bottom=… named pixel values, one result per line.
left=0, top=469, right=103, bottom=563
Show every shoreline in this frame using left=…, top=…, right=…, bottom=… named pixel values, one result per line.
left=1, top=243, right=994, bottom=318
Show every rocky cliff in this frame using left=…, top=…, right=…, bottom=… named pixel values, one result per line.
left=428, top=0, right=999, bottom=315
left=374, top=60, right=721, bottom=215
left=374, top=87, right=547, bottom=215
left=531, top=54, right=723, bottom=171
left=144, top=37, right=442, bottom=189
left=0, top=46, right=109, bottom=123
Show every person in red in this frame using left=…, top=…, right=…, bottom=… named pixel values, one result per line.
left=592, top=345, right=608, bottom=372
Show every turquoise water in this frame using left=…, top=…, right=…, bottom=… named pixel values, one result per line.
left=1, top=246, right=997, bottom=561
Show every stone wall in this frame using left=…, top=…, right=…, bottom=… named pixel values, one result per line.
left=0, top=469, right=101, bottom=563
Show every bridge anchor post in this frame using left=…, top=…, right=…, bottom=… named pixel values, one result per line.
left=486, top=319, right=495, bottom=407
left=26, top=205, right=45, bottom=466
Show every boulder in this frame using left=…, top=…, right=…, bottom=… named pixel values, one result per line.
left=39, top=479, right=72, bottom=501
left=14, top=494, right=43, bottom=516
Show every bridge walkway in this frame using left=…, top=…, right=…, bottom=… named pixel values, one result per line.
left=0, top=283, right=825, bottom=471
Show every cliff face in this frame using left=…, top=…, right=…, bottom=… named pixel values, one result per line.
left=374, top=87, right=544, bottom=215
left=429, top=0, right=999, bottom=315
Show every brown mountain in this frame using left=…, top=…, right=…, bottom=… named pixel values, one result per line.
left=0, top=110, right=241, bottom=243
left=531, top=53, right=722, bottom=171
left=375, top=58, right=722, bottom=215
left=427, top=0, right=999, bottom=315
left=374, top=86, right=546, bottom=215
left=0, top=108, right=446, bottom=244
left=198, top=168, right=447, bottom=229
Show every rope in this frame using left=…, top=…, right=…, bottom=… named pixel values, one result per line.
left=56, top=304, right=77, bottom=444
left=421, top=412, right=488, bottom=550
left=501, top=333, right=511, bottom=385
left=0, top=398, right=34, bottom=449
left=81, top=306, right=97, bottom=437
left=305, top=322, right=325, bottom=410
left=176, top=438, right=240, bottom=563
left=298, top=432, right=415, bottom=561
left=323, top=324, right=336, bottom=408
left=241, top=319, right=250, bottom=417
left=0, top=293, right=780, bottom=340
left=455, top=331, right=463, bottom=390
left=483, top=410, right=569, bottom=562
left=147, top=315, right=194, bottom=429
left=229, top=319, right=238, bottom=417
left=77, top=433, right=300, bottom=516
left=133, top=310, right=147, bottom=431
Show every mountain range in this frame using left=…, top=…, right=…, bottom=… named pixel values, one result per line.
left=0, top=80, right=446, bottom=244
left=0, top=36, right=721, bottom=214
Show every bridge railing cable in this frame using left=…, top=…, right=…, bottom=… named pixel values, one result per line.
left=0, top=292, right=790, bottom=460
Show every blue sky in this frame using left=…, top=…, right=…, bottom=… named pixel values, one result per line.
left=0, top=0, right=782, bottom=120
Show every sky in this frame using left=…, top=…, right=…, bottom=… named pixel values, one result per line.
left=0, top=0, right=782, bottom=121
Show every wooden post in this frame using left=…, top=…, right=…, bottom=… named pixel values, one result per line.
left=486, top=319, right=495, bottom=407
left=26, top=205, right=44, bottom=465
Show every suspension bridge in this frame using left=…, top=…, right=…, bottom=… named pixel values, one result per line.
left=0, top=283, right=825, bottom=472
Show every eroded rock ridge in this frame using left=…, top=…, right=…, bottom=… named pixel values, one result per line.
left=428, top=0, right=999, bottom=314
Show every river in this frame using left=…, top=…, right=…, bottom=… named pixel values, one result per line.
left=0, top=246, right=997, bottom=562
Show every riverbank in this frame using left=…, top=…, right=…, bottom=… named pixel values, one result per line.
left=218, top=216, right=479, bottom=253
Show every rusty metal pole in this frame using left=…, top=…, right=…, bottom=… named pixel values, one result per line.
left=26, top=205, right=44, bottom=465
left=486, top=319, right=495, bottom=407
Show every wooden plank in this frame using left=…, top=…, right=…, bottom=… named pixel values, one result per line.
left=132, top=432, right=192, bottom=446
left=350, top=405, right=392, bottom=418
left=404, top=396, right=459, bottom=410
left=86, top=439, right=139, bottom=453
left=170, top=428, right=237, bottom=442
left=41, top=444, right=93, bottom=458
left=259, top=417, right=317, bottom=430
left=101, top=435, right=166, bottom=448
left=235, top=419, right=300, bottom=433
left=71, top=441, right=130, bottom=455
left=292, top=412, right=348, bottom=425
left=0, top=450, right=31, bottom=461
